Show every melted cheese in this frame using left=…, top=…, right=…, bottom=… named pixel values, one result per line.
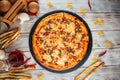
left=65, top=22, right=75, bottom=34
left=52, top=50, right=60, bottom=58
left=43, top=54, right=52, bottom=62
left=56, top=56, right=67, bottom=66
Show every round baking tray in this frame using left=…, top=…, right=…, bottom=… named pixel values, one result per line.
left=29, top=10, right=93, bottom=73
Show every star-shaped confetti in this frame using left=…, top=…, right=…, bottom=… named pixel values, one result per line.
left=66, top=3, right=73, bottom=8
left=47, top=1, right=53, bottom=8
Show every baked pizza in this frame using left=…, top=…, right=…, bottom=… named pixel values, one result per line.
left=32, top=12, right=89, bottom=71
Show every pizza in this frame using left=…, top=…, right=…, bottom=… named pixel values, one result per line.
left=32, top=12, right=89, bottom=71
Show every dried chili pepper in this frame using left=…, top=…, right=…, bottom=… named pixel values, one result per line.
left=23, top=57, right=31, bottom=65
left=28, top=12, right=37, bottom=16
left=24, top=63, right=37, bottom=68
left=88, top=0, right=92, bottom=10
left=99, top=50, right=107, bottom=57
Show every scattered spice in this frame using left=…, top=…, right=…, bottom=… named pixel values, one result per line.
left=99, top=50, right=107, bottom=57
left=105, top=40, right=113, bottom=47
left=66, top=3, right=73, bottom=8
left=79, top=8, right=87, bottom=15
left=97, top=31, right=104, bottom=37
left=37, top=73, right=44, bottom=80
left=47, top=1, right=53, bottom=8
left=92, top=55, right=98, bottom=63
left=88, top=0, right=92, bottom=10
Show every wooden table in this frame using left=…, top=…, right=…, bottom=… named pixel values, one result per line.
left=1, top=0, right=120, bottom=80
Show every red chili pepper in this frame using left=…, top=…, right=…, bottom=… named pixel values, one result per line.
left=24, top=63, right=37, bottom=68
left=28, top=12, right=37, bottom=16
left=88, top=0, right=92, bottom=10
left=99, top=50, right=107, bottom=57
left=23, top=57, right=31, bottom=65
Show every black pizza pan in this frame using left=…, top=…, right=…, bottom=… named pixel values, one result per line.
left=29, top=10, right=93, bottom=73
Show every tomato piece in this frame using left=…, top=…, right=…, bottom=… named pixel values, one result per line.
left=68, top=54, right=73, bottom=59
left=58, top=26, right=62, bottom=30
left=55, top=57, right=58, bottom=61
left=63, top=15, right=66, bottom=21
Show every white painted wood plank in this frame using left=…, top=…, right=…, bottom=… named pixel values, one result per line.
left=0, top=0, right=120, bottom=79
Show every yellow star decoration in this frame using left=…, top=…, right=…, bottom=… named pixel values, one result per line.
left=105, top=40, right=113, bottom=47
left=97, top=31, right=104, bottom=37
left=93, top=18, right=99, bottom=24
left=92, top=55, right=98, bottom=63
left=66, top=3, right=73, bottom=8
left=37, top=73, right=44, bottom=80
left=47, top=1, right=53, bottom=8
left=79, top=8, right=87, bottom=15
left=93, top=18, right=104, bottom=26
left=98, top=20, right=104, bottom=26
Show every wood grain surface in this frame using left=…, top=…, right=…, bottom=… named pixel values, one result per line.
left=0, top=0, right=120, bottom=80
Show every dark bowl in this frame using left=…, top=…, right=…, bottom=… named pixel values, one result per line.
left=29, top=10, right=93, bottom=73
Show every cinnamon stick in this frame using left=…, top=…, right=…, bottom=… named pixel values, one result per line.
left=8, top=2, right=25, bottom=21
left=83, top=62, right=105, bottom=80
left=3, top=0, right=22, bottom=19
left=74, top=60, right=104, bottom=80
